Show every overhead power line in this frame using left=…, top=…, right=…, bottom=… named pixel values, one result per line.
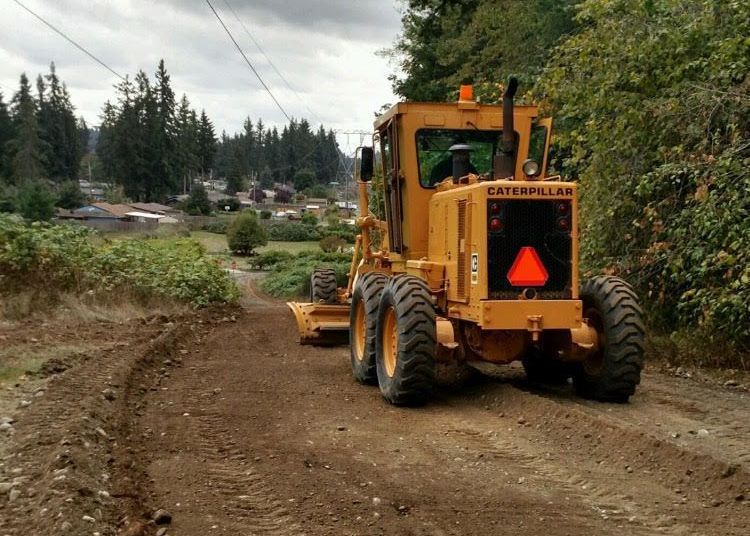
left=205, top=0, right=291, bottom=122
left=220, top=0, right=325, bottom=126
left=11, top=0, right=125, bottom=81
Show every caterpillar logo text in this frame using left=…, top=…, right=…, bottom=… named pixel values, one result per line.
left=488, top=185, right=574, bottom=197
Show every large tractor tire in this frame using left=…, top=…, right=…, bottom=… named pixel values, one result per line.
left=573, top=275, right=645, bottom=402
left=375, top=275, right=436, bottom=405
left=349, top=272, right=388, bottom=384
left=310, top=268, right=337, bottom=304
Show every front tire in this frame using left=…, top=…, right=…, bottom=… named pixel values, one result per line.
left=349, top=272, right=388, bottom=384
left=310, top=268, right=337, bottom=304
left=375, top=276, right=436, bottom=405
left=573, top=276, right=645, bottom=402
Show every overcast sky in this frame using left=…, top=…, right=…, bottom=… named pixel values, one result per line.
left=0, top=0, right=403, bottom=152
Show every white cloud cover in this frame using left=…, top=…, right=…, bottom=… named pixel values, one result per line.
left=0, top=0, right=403, bottom=151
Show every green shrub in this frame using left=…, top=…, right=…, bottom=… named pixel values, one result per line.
left=319, top=235, right=346, bottom=253
left=202, top=220, right=229, bottom=234
left=0, top=214, right=238, bottom=307
left=320, top=222, right=357, bottom=243
left=17, top=181, right=56, bottom=222
left=263, top=221, right=321, bottom=241
left=227, top=211, right=267, bottom=255
left=260, top=250, right=350, bottom=298
left=260, top=210, right=272, bottom=219
left=185, top=184, right=212, bottom=215
left=301, top=211, right=318, bottom=225
left=249, top=250, right=294, bottom=270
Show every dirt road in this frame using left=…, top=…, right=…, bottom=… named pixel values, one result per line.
left=132, top=290, right=749, bottom=536
left=1, top=287, right=748, bottom=535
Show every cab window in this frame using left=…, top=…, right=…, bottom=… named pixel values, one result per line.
left=528, top=124, right=548, bottom=175
left=416, top=129, right=503, bottom=188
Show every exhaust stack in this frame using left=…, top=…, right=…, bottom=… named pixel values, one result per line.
left=493, top=77, right=519, bottom=179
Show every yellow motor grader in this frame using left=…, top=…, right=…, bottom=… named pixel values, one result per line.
left=288, top=79, right=644, bottom=404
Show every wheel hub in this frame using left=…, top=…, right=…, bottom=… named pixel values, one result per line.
left=382, top=306, right=398, bottom=377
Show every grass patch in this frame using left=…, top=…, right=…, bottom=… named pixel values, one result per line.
left=256, top=241, right=320, bottom=254
left=0, top=343, right=93, bottom=384
left=191, top=230, right=230, bottom=254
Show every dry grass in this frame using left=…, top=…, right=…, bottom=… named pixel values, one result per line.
left=0, top=291, right=189, bottom=324
left=647, top=331, right=749, bottom=371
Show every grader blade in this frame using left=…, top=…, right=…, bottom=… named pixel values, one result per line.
left=286, top=302, right=351, bottom=346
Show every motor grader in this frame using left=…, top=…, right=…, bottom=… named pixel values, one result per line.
left=288, top=78, right=645, bottom=404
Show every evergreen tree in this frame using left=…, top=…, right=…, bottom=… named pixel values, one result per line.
left=174, top=94, right=200, bottom=194
left=154, top=59, right=177, bottom=196
left=97, top=100, right=118, bottom=180
left=56, top=180, right=85, bottom=209
left=0, top=92, right=15, bottom=181
left=185, top=182, right=211, bottom=215
left=197, top=110, right=216, bottom=177
left=17, top=180, right=56, bottom=221
left=34, top=64, right=83, bottom=181
left=9, top=73, right=45, bottom=184
left=112, top=75, right=143, bottom=200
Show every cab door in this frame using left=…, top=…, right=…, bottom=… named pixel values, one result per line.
left=380, top=119, right=404, bottom=253
left=533, top=118, right=553, bottom=179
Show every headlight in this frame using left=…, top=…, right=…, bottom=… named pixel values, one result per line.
left=522, top=159, right=540, bottom=177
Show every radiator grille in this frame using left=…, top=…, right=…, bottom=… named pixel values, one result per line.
left=457, top=199, right=467, bottom=298
left=487, top=200, right=571, bottom=299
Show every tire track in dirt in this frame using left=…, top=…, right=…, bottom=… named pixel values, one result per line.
left=188, top=408, right=303, bottom=535
left=138, top=312, right=304, bottom=536
left=133, top=292, right=749, bottom=536
left=0, top=323, right=168, bottom=536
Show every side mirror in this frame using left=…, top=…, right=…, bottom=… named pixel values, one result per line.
left=358, top=146, right=374, bottom=182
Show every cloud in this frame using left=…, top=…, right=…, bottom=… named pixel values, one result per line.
left=0, top=0, right=404, bottom=148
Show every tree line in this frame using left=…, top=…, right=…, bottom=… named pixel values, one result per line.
left=214, top=117, right=341, bottom=197
left=389, top=0, right=750, bottom=358
left=0, top=58, right=344, bottom=217
left=0, top=63, right=87, bottom=215
left=97, top=59, right=217, bottom=203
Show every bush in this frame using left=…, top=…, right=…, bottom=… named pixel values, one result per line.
left=17, top=181, right=56, bottom=222
left=259, top=250, right=351, bottom=298
left=301, top=211, right=318, bottom=225
left=263, top=221, right=321, bottom=242
left=319, top=235, right=346, bottom=253
left=185, top=184, right=212, bottom=215
left=320, top=222, right=358, bottom=243
left=260, top=210, right=272, bottom=219
left=249, top=250, right=294, bottom=270
left=227, top=212, right=267, bottom=255
left=202, top=220, right=229, bottom=234
left=55, top=181, right=85, bottom=210
left=0, top=214, right=238, bottom=307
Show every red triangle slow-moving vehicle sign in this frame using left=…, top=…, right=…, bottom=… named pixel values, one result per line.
left=507, top=247, right=548, bottom=287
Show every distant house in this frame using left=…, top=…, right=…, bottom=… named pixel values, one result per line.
left=335, top=201, right=358, bottom=218
left=128, top=202, right=173, bottom=215
left=73, top=202, right=135, bottom=220
left=125, top=211, right=165, bottom=224
left=78, top=180, right=106, bottom=201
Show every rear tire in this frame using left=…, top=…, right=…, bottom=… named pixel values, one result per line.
left=572, top=276, right=645, bottom=402
left=310, top=268, right=337, bottom=304
left=375, top=275, right=436, bottom=405
left=349, top=272, right=388, bottom=384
